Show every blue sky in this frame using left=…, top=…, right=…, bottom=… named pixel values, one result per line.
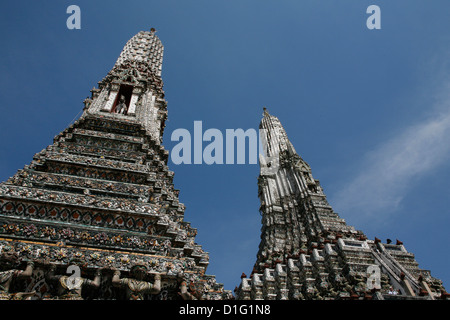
left=1, top=1, right=449, bottom=292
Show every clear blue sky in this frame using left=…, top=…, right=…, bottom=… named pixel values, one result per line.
left=1, top=1, right=449, bottom=292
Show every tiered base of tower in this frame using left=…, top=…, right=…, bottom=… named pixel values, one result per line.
left=0, top=114, right=231, bottom=300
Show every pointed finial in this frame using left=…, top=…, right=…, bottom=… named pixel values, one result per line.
left=263, top=106, right=269, bottom=116
left=150, top=27, right=156, bottom=32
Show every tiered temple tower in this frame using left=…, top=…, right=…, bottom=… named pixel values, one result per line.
left=0, top=30, right=231, bottom=300
left=236, top=108, right=448, bottom=300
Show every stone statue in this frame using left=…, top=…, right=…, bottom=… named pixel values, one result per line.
left=0, top=247, right=36, bottom=300
left=111, top=263, right=161, bottom=300
left=178, top=275, right=205, bottom=300
left=115, top=95, right=127, bottom=114
left=179, top=281, right=198, bottom=300
left=46, top=260, right=103, bottom=300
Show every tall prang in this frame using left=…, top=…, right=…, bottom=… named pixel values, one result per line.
left=0, top=30, right=231, bottom=300
left=235, top=108, right=448, bottom=300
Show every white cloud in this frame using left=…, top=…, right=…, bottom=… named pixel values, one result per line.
left=331, top=86, right=450, bottom=226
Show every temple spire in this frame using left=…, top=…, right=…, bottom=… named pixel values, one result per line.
left=236, top=110, right=447, bottom=300
left=83, top=31, right=167, bottom=144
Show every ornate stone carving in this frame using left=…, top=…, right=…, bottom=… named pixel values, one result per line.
left=111, top=264, right=161, bottom=300
left=46, top=262, right=103, bottom=300
left=236, top=109, right=447, bottom=300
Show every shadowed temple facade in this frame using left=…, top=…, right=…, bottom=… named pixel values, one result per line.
left=0, top=30, right=447, bottom=300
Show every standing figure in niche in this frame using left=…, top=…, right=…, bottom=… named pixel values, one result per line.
left=115, top=95, right=128, bottom=114
left=111, top=263, right=161, bottom=300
